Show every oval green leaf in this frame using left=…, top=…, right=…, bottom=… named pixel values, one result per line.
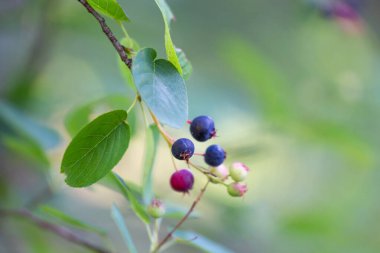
left=61, top=110, right=130, bottom=187
left=88, top=0, right=129, bottom=22
left=154, top=0, right=183, bottom=74
left=132, top=48, right=188, bottom=128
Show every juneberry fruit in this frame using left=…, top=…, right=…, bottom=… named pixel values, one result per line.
left=147, top=199, right=165, bottom=219
left=230, top=162, right=250, bottom=182
left=210, top=164, right=229, bottom=183
left=189, top=115, right=216, bottom=142
left=227, top=182, right=248, bottom=197
left=170, top=169, right=194, bottom=193
left=171, top=138, right=195, bottom=161
left=204, top=144, right=226, bottom=167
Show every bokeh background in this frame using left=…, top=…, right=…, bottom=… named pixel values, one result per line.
left=1, top=0, right=380, bottom=252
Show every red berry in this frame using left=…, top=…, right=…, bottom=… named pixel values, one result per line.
left=170, top=169, right=194, bottom=193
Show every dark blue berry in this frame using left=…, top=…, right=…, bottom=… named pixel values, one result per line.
left=171, top=138, right=195, bottom=160
left=190, top=116, right=216, bottom=142
left=204, top=144, right=226, bottom=167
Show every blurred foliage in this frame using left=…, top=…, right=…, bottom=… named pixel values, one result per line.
left=1, top=0, right=380, bottom=252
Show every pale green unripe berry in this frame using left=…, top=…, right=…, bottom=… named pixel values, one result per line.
left=147, top=199, right=165, bottom=219
left=229, top=162, right=249, bottom=182
left=227, top=182, right=248, bottom=197
left=210, top=164, right=229, bottom=183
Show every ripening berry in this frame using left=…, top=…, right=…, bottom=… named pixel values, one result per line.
left=204, top=144, right=226, bottom=167
left=229, top=162, right=250, bottom=182
left=147, top=199, right=165, bottom=219
left=210, top=164, right=229, bottom=182
left=189, top=116, right=216, bottom=142
left=171, top=138, right=195, bottom=161
left=227, top=182, right=248, bottom=197
left=170, top=169, right=194, bottom=193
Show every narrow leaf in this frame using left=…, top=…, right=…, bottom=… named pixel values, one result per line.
left=132, top=48, right=188, bottom=128
left=61, top=110, right=130, bottom=187
left=0, top=101, right=60, bottom=149
left=1, top=135, right=50, bottom=169
left=87, top=0, right=129, bottom=21
left=39, top=205, right=106, bottom=236
left=154, top=0, right=183, bottom=75
left=99, top=172, right=143, bottom=199
left=111, top=204, right=138, bottom=253
left=173, top=230, right=234, bottom=253
left=176, top=47, right=193, bottom=80
left=142, top=125, right=160, bottom=205
left=100, top=172, right=150, bottom=224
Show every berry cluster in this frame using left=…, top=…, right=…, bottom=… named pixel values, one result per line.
left=170, top=116, right=249, bottom=196
left=147, top=115, right=250, bottom=219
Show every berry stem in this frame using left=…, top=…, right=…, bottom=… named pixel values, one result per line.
left=151, top=181, right=210, bottom=253
left=148, top=109, right=174, bottom=146
left=126, top=95, right=138, bottom=114
left=77, top=0, right=132, bottom=68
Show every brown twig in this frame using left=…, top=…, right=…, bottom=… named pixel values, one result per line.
left=77, top=0, right=132, bottom=68
left=151, top=181, right=210, bottom=253
left=0, top=209, right=110, bottom=253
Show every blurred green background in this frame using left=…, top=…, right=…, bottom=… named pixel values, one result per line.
left=1, top=0, right=380, bottom=252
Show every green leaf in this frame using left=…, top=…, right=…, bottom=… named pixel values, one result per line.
left=61, top=110, right=130, bottom=187
left=154, top=0, right=183, bottom=75
left=99, top=172, right=142, bottom=199
left=38, top=205, right=106, bottom=236
left=176, top=48, right=193, bottom=80
left=64, top=95, right=132, bottom=137
left=142, top=125, right=160, bottom=205
left=100, top=172, right=150, bottom=224
left=87, top=0, right=129, bottom=22
left=1, top=135, right=50, bottom=169
left=173, top=230, right=234, bottom=253
left=118, top=37, right=140, bottom=91
left=0, top=101, right=60, bottom=149
left=111, top=204, right=138, bottom=253
left=132, top=48, right=188, bottom=128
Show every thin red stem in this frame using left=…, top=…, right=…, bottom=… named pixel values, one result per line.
left=151, top=181, right=210, bottom=253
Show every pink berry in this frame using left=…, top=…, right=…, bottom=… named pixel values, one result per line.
left=170, top=169, right=194, bottom=193
left=227, top=182, right=248, bottom=197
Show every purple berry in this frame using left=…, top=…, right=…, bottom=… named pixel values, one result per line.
left=204, top=144, right=226, bottom=167
left=189, top=116, right=216, bottom=142
left=170, top=169, right=194, bottom=193
left=171, top=138, right=195, bottom=160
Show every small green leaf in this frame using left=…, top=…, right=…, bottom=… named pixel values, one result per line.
left=64, top=95, right=132, bottom=137
left=99, top=172, right=142, bottom=199
left=111, top=204, right=138, bottom=253
left=173, top=230, right=234, bottom=253
left=142, top=125, right=160, bottom=205
left=61, top=110, right=130, bottom=187
left=0, top=101, right=60, bottom=149
left=1, top=135, right=50, bottom=169
left=38, top=205, right=106, bottom=236
left=176, top=48, right=192, bottom=80
left=132, top=48, right=188, bottom=128
left=100, top=172, right=150, bottom=224
left=87, top=0, right=129, bottom=21
left=154, top=0, right=183, bottom=75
